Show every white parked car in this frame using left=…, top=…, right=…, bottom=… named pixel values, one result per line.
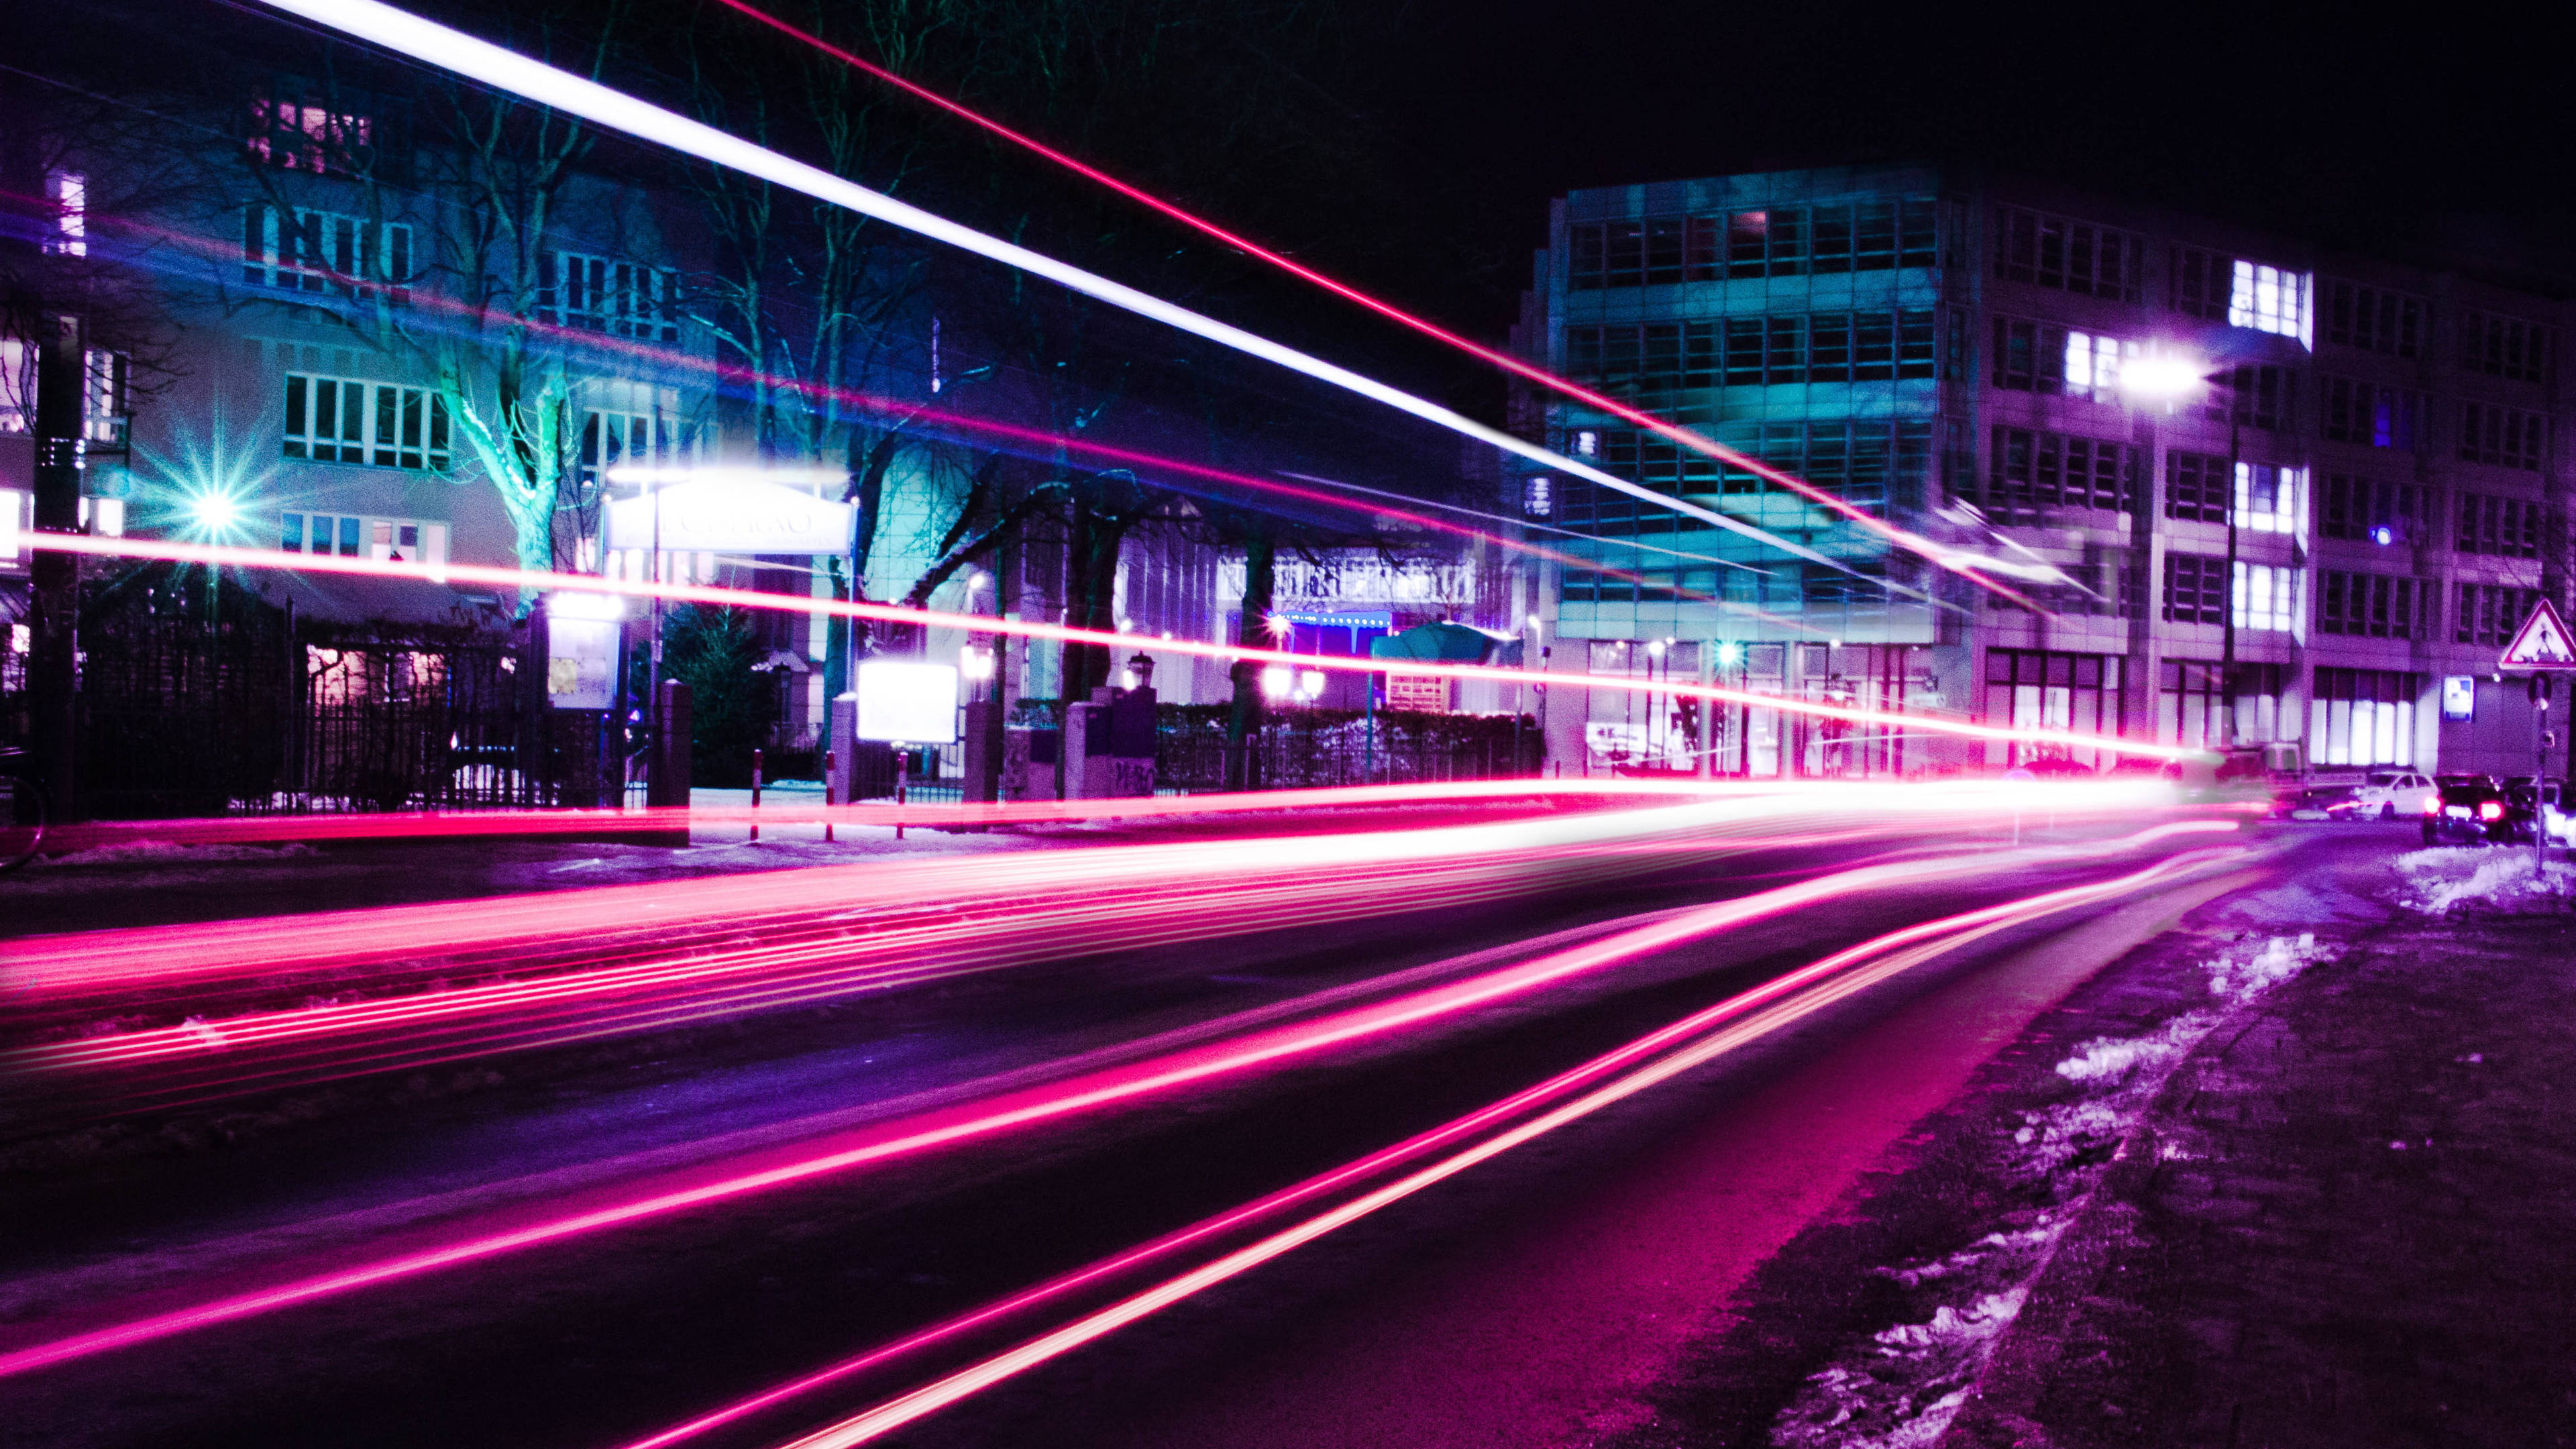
left=2351, top=769, right=2436, bottom=821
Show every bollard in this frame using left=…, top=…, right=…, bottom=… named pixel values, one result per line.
left=822, top=751, right=835, bottom=843
left=749, top=747, right=763, bottom=843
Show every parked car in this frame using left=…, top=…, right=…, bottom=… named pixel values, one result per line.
left=2351, top=769, right=2436, bottom=821
left=2288, top=784, right=2363, bottom=822
left=2421, top=781, right=2538, bottom=847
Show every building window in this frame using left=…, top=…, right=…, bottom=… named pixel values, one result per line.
left=248, top=85, right=379, bottom=176
left=0, top=339, right=29, bottom=435
left=280, top=511, right=448, bottom=568
left=2458, top=402, right=2547, bottom=470
left=1991, top=317, right=2064, bottom=392
left=2062, top=329, right=2135, bottom=402
left=1982, top=427, right=2139, bottom=524
left=537, top=252, right=680, bottom=342
left=2324, top=280, right=2422, bottom=356
left=2171, top=248, right=2233, bottom=321
left=282, top=373, right=451, bottom=469
left=2208, top=364, right=2291, bottom=430
left=82, top=349, right=127, bottom=447
left=1522, top=476, right=1552, bottom=518
left=2233, top=463, right=2304, bottom=536
left=2229, top=260, right=2312, bottom=343
left=1564, top=419, right=1930, bottom=527
left=2457, top=584, right=2543, bottom=647
left=2161, top=659, right=2288, bottom=749
left=2163, top=552, right=2227, bottom=625
left=1984, top=650, right=2125, bottom=758
left=1568, top=199, right=1931, bottom=290
left=2319, top=376, right=2420, bottom=450
left=2310, top=667, right=2417, bottom=766
left=2233, top=561, right=2302, bottom=633
left=44, top=171, right=85, bottom=257
left=2462, top=311, right=2552, bottom=383
left=2454, top=491, right=2540, bottom=559
left=1992, top=207, right=2143, bottom=301
left=242, top=204, right=412, bottom=303
left=2317, top=571, right=2423, bottom=639
left=2164, top=451, right=2230, bottom=524
left=1572, top=310, right=1934, bottom=396
left=2318, top=474, right=2424, bottom=544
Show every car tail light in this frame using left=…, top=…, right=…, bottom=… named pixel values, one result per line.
left=2479, top=800, right=2505, bottom=820
left=2424, top=797, right=2442, bottom=815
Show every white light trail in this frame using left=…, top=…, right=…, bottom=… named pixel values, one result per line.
left=252, top=0, right=1923, bottom=600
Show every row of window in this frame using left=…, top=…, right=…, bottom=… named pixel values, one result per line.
left=1561, top=559, right=1904, bottom=608
left=1546, top=419, right=1935, bottom=531
left=1562, top=311, right=1938, bottom=392
left=239, top=209, right=679, bottom=345
left=278, top=511, right=448, bottom=568
left=281, top=372, right=453, bottom=470
left=1566, top=198, right=1939, bottom=289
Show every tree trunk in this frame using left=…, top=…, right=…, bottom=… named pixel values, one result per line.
left=1225, top=532, right=1275, bottom=792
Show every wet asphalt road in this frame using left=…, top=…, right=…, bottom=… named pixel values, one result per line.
left=0, top=813, right=2349, bottom=1449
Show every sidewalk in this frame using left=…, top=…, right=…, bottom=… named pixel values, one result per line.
left=1598, top=829, right=2576, bottom=1449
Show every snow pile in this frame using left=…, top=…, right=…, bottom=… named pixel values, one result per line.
left=1768, top=935, right=2335, bottom=1449
left=2394, top=848, right=2576, bottom=915
left=32, top=839, right=317, bottom=868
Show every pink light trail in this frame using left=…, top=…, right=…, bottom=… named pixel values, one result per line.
left=704, top=0, right=2043, bottom=612
left=621, top=835, right=2243, bottom=1448
left=28, top=533, right=2198, bottom=762
left=0, top=821, right=2229, bottom=1383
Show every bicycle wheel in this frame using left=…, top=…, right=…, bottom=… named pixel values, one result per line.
left=0, top=773, right=45, bottom=875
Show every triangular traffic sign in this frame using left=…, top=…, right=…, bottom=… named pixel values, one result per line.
left=2500, top=597, right=2576, bottom=670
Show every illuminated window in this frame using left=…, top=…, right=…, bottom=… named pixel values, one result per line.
left=2232, top=561, right=2302, bottom=633
left=248, top=86, right=380, bottom=176
left=1522, top=476, right=1552, bottom=517
left=0, top=339, right=31, bottom=435
left=2233, top=462, right=2303, bottom=536
left=280, top=512, right=446, bottom=566
left=537, top=251, right=680, bottom=342
left=2061, top=330, right=2137, bottom=402
left=44, top=171, right=85, bottom=257
left=282, top=373, right=449, bottom=469
left=2324, top=280, right=2422, bottom=356
left=2309, top=668, right=2414, bottom=765
left=242, top=204, right=411, bottom=303
left=1992, top=207, right=2143, bottom=301
left=82, top=349, right=126, bottom=447
left=2228, top=260, right=2312, bottom=344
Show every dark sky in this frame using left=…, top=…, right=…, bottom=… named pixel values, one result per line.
left=1373, top=0, right=2576, bottom=287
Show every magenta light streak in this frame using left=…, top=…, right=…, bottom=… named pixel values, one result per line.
left=0, top=820, right=2229, bottom=1381
left=25, top=533, right=2199, bottom=763
left=628, top=837, right=2243, bottom=1448
left=701, top=0, right=2043, bottom=613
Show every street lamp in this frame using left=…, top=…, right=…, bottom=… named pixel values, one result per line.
left=2121, top=352, right=2243, bottom=748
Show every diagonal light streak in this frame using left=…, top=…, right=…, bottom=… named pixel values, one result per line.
left=250, top=0, right=1951, bottom=606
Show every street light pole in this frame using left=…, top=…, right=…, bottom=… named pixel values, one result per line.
left=2221, top=412, right=2242, bottom=749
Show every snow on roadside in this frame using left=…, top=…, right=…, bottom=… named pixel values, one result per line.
left=2393, top=847, right=2576, bottom=916
left=30, top=840, right=318, bottom=868
left=1766, top=934, right=2335, bottom=1449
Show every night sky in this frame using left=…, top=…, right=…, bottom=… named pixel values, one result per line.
left=1375, top=0, right=2576, bottom=292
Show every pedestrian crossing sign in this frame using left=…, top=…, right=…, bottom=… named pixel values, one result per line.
left=2500, top=597, right=2576, bottom=670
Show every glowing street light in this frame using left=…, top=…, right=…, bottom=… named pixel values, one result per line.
left=2117, top=352, right=2208, bottom=409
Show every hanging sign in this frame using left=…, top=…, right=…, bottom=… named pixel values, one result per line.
left=604, top=478, right=852, bottom=555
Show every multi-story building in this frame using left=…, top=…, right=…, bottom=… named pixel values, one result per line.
left=1514, top=164, right=2570, bottom=781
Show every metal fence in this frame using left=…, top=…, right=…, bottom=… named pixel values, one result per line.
left=1155, top=706, right=1543, bottom=792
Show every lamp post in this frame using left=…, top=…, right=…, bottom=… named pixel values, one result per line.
left=2121, top=353, right=2241, bottom=749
